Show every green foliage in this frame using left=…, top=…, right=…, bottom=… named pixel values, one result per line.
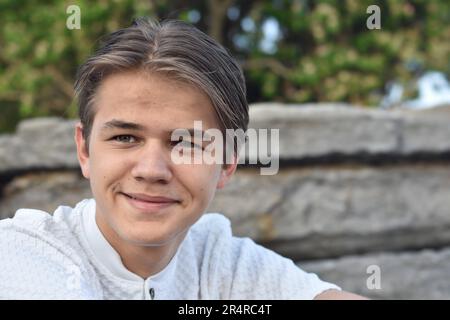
left=0, top=0, right=155, bottom=132
left=244, top=0, right=449, bottom=105
left=0, top=0, right=449, bottom=133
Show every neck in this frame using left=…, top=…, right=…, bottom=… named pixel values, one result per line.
left=96, top=215, right=186, bottom=279
left=116, top=240, right=180, bottom=279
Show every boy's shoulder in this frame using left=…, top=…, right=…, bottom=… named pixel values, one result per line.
left=0, top=200, right=92, bottom=262
left=191, top=213, right=232, bottom=235
left=184, top=212, right=260, bottom=270
left=0, top=207, right=51, bottom=229
left=0, top=199, right=89, bottom=238
left=187, top=212, right=244, bottom=252
left=0, top=199, right=95, bottom=272
left=0, top=199, right=101, bottom=299
left=186, top=213, right=340, bottom=299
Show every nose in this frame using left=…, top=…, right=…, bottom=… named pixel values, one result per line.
left=131, top=140, right=173, bottom=184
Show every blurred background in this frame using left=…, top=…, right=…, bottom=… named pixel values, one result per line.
left=0, top=0, right=449, bottom=299
left=0, top=0, right=449, bottom=133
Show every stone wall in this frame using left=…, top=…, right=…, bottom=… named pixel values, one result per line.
left=1, top=103, right=449, bottom=299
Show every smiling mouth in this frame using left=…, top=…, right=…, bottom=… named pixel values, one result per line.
left=121, top=192, right=178, bottom=213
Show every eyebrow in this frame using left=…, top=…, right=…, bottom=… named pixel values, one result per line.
left=100, top=119, right=208, bottom=137
left=101, top=119, right=146, bottom=132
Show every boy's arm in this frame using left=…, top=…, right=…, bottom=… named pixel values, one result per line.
left=315, top=289, right=369, bottom=300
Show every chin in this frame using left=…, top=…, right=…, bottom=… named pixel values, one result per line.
left=120, top=228, right=179, bottom=247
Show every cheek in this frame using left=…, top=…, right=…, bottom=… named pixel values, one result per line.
left=177, top=164, right=221, bottom=201
left=89, top=150, right=130, bottom=186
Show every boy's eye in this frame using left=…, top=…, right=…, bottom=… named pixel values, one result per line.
left=112, top=135, right=137, bottom=143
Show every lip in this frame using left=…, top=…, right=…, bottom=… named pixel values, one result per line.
left=121, top=192, right=179, bottom=213
left=123, top=192, right=179, bottom=203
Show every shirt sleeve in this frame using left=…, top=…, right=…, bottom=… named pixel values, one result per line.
left=0, top=219, right=101, bottom=299
left=225, top=237, right=341, bottom=300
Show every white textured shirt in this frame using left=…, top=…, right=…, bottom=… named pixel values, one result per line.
left=0, top=198, right=339, bottom=299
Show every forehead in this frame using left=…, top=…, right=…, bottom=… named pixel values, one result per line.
left=92, top=71, right=220, bottom=132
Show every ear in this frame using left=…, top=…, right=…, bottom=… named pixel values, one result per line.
left=74, top=122, right=90, bottom=179
left=216, top=156, right=238, bottom=190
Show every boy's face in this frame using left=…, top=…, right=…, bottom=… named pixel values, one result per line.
left=75, top=71, right=236, bottom=247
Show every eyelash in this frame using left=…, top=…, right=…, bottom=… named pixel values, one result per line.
left=111, top=135, right=138, bottom=144
left=111, top=135, right=203, bottom=150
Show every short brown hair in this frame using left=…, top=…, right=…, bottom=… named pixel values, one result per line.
left=74, top=17, right=248, bottom=154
